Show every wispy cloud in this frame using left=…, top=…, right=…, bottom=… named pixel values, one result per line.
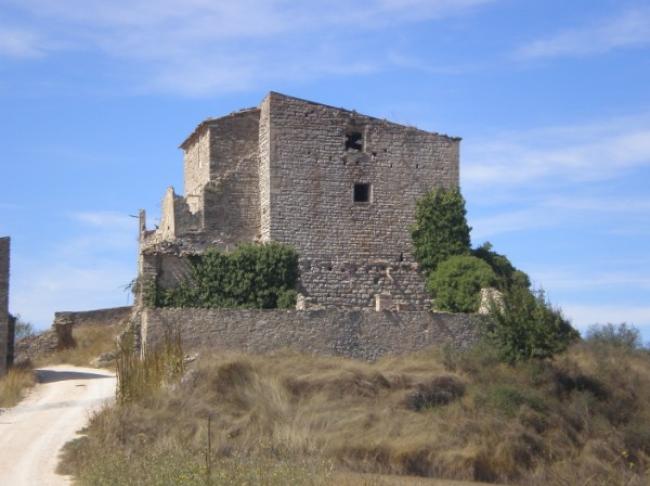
left=463, top=113, right=650, bottom=189
left=70, top=211, right=135, bottom=230
left=3, top=0, right=493, bottom=95
left=515, top=7, right=650, bottom=60
left=0, top=25, right=43, bottom=58
left=9, top=209, right=138, bottom=329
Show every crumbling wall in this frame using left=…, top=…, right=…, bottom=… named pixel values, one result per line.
left=0, top=237, right=10, bottom=376
left=182, top=125, right=211, bottom=213
left=142, top=308, right=480, bottom=361
left=139, top=93, right=461, bottom=311
left=53, top=306, right=132, bottom=329
left=202, top=109, right=261, bottom=248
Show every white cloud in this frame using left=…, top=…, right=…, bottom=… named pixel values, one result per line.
left=463, top=113, right=650, bottom=189
left=0, top=25, right=43, bottom=58
left=70, top=211, right=135, bottom=230
left=3, top=0, right=493, bottom=94
left=8, top=210, right=138, bottom=330
left=11, top=260, right=134, bottom=330
left=516, top=7, right=650, bottom=60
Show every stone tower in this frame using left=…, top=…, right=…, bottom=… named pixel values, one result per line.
left=139, top=92, right=460, bottom=310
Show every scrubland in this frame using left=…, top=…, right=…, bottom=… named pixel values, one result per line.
left=59, top=335, right=650, bottom=485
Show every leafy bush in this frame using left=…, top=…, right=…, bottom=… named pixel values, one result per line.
left=485, top=286, right=579, bottom=363
left=472, top=242, right=530, bottom=291
left=427, top=255, right=496, bottom=312
left=586, top=323, right=643, bottom=350
left=147, top=242, right=299, bottom=309
left=411, top=188, right=472, bottom=274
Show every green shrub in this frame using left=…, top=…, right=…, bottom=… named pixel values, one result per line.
left=277, top=289, right=298, bottom=309
left=485, top=286, right=579, bottom=363
left=147, top=242, right=299, bottom=309
left=585, top=323, right=642, bottom=351
left=427, top=255, right=496, bottom=312
left=472, top=242, right=530, bottom=291
left=483, top=385, right=547, bottom=417
left=411, top=188, right=472, bottom=275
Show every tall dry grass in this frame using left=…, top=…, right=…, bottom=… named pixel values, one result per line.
left=0, top=363, right=35, bottom=407
left=37, top=323, right=121, bottom=368
left=60, top=341, right=650, bottom=485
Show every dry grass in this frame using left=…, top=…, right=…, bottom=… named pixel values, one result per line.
left=0, top=363, right=35, bottom=408
left=60, top=342, right=650, bottom=485
left=36, top=324, right=120, bottom=368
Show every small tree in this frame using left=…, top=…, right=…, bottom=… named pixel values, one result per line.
left=428, top=255, right=497, bottom=313
left=485, top=286, right=579, bottom=363
left=472, top=242, right=530, bottom=291
left=411, top=188, right=472, bottom=275
left=586, top=323, right=642, bottom=350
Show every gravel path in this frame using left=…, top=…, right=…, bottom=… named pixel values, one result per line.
left=0, top=365, right=116, bottom=485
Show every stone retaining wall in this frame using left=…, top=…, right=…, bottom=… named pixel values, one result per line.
left=53, top=306, right=132, bottom=329
left=142, top=308, right=481, bottom=361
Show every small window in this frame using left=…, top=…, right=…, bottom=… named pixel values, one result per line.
left=354, top=183, right=370, bottom=203
left=345, top=131, right=363, bottom=151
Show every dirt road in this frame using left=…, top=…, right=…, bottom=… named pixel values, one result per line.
left=0, top=365, right=116, bottom=486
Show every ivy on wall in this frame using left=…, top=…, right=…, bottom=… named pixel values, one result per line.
left=144, top=242, right=299, bottom=309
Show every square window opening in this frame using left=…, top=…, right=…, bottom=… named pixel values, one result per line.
left=345, top=131, right=363, bottom=151
left=354, top=183, right=371, bottom=203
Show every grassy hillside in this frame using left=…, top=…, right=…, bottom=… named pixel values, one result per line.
left=59, top=334, right=650, bottom=485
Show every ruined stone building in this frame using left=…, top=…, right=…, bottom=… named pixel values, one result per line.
left=0, top=237, right=11, bottom=376
left=139, top=92, right=460, bottom=310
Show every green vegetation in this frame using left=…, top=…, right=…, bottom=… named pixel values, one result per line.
left=471, top=242, right=531, bottom=291
left=145, top=242, right=299, bottom=310
left=426, top=255, right=496, bottom=313
left=60, top=336, right=650, bottom=485
left=411, top=189, right=577, bottom=364
left=585, top=322, right=643, bottom=350
left=484, top=287, right=579, bottom=364
left=411, top=188, right=471, bottom=274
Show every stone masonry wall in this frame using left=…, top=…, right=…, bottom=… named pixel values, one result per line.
left=139, top=93, right=461, bottom=311
left=182, top=125, right=211, bottom=213
left=142, top=308, right=480, bottom=361
left=264, top=92, right=459, bottom=308
left=53, top=306, right=132, bottom=329
left=0, top=237, right=10, bottom=376
left=202, top=109, right=261, bottom=248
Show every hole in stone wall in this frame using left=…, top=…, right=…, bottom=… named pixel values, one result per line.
left=399, top=252, right=404, bottom=262
left=353, top=183, right=370, bottom=203
left=416, top=163, right=419, bottom=169
left=345, top=131, right=363, bottom=151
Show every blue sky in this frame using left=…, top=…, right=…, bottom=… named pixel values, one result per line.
left=1, top=0, right=649, bottom=338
